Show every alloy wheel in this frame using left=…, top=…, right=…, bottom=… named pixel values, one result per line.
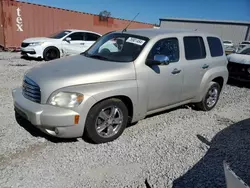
left=95, top=106, right=124, bottom=138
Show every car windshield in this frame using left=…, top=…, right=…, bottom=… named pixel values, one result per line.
left=242, top=42, right=250, bottom=44
left=48, top=30, right=72, bottom=39
left=82, top=32, right=149, bottom=62
left=237, top=45, right=250, bottom=54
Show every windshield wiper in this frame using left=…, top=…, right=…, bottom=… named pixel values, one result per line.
left=86, top=54, right=110, bottom=60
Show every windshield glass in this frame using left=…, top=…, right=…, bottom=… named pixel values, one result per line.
left=49, top=30, right=72, bottom=39
left=238, top=47, right=250, bottom=55
left=242, top=42, right=250, bottom=44
left=237, top=45, right=250, bottom=54
left=82, top=32, right=149, bottom=62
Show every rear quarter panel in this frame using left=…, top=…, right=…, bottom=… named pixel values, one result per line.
left=196, top=61, right=228, bottom=102
left=193, top=35, right=229, bottom=102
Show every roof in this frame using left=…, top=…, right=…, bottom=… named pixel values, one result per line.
left=65, top=29, right=102, bottom=35
left=160, top=18, right=250, bottom=26
left=116, top=28, right=211, bottom=38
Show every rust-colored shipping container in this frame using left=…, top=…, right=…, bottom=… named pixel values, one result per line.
left=0, top=0, right=154, bottom=49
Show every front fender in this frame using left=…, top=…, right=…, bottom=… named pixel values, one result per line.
left=53, top=80, right=139, bottom=127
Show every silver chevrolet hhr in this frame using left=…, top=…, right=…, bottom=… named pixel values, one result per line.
left=12, top=28, right=228, bottom=143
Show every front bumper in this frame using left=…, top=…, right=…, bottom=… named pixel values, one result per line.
left=227, top=62, right=250, bottom=82
left=21, top=46, right=44, bottom=58
left=12, top=88, right=83, bottom=138
left=229, top=75, right=250, bottom=82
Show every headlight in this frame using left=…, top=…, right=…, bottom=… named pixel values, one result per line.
left=49, top=92, right=84, bottom=108
left=29, top=42, right=44, bottom=46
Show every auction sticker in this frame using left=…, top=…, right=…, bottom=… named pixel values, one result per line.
left=126, top=37, right=145, bottom=45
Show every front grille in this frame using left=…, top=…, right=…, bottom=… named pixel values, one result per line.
left=22, top=77, right=41, bottom=103
left=21, top=42, right=29, bottom=48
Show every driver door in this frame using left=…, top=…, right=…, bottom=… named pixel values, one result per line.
left=146, top=37, right=184, bottom=111
left=62, top=32, right=86, bottom=55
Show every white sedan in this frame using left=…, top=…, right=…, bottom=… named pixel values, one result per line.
left=20, top=30, right=102, bottom=61
left=227, top=45, right=250, bottom=81
left=223, top=40, right=234, bottom=47
left=227, top=45, right=250, bottom=64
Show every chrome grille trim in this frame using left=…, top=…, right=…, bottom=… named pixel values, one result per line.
left=22, top=76, right=41, bottom=103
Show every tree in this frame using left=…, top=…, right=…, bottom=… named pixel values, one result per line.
left=99, top=10, right=111, bottom=22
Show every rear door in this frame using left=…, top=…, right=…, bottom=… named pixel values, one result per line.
left=82, top=32, right=101, bottom=51
left=180, top=36, right=210, bottom=100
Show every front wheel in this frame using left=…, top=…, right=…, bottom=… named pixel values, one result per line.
left=196, top=82, right=221, bottom=111
left=84, top=98, right=128, bottom=144
left=43, top=47, right=60, bottom=61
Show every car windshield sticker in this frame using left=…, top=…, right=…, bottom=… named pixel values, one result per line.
left=126, top=37, right=145, bottom=46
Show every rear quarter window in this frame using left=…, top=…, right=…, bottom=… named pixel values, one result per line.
left=207, top=37, right=224, bottom=57
left=183, top=36, right=206, bottom=60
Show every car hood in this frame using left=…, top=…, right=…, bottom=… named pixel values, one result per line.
left=23, top=37, right=59, bottom=43
left=25, top=55, right=136, bottom=101
left=227, top=53, right=250, bottom=65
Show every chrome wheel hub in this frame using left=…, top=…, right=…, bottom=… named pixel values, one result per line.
left=206, top=87, right=218, bottom=108
left=95, top=106, right=123, bottom=138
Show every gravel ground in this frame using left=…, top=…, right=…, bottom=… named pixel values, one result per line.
left=0, top=52, right=250, bottom=188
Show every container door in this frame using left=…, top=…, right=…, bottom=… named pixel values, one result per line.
left=0, top=1, right=5, bottom=48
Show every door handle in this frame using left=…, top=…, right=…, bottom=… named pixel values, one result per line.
left=202, top=64, right=209, bottom=69
left=80, top=43, right=85, bottom=45
left=171, top=68, right=181, bottom=74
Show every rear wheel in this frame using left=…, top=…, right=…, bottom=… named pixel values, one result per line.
left=196, top=81, right=221, bottom=111
left=84, top=98, right=128, bottom=144
left=43, top=47, right=60, bottom=61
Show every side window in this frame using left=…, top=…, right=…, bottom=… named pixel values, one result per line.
left=184, top=36, right=206, bottom=60
left=207, top=37, right=224, bottom=57
left=85, top=33, right=101, bottom=41
left=68, top=32, right=84, bottom=41
left=147, top=38, right=179, bottom=63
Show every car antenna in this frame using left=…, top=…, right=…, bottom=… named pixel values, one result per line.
left=122, top=12, right=140, bottom=33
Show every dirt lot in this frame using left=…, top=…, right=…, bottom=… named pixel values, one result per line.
left=0, top=52, right=250, bottom=188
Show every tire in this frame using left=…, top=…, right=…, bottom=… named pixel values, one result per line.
left=196, top=81, right=221, bottom=111
left=84, top=98, right=128, bottom=144
left=15, top=111, right=28, bottom=125
left=43, top=47, right=60, bottom=61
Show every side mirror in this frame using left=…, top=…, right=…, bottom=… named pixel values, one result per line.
left=146, top=55, right=170, bottom=66
left=65, top=37, right=71, bottom=42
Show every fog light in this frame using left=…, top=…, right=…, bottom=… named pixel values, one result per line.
left=45, top=129, right=56, bottom=136
left=55, top=128, right=59, bottom=135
